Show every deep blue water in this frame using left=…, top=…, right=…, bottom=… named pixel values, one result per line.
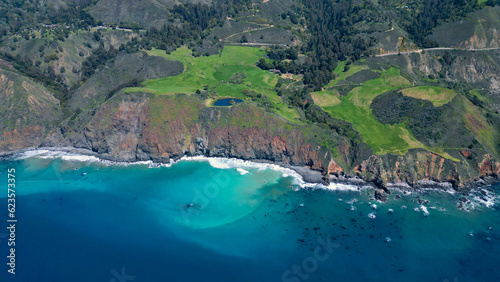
left=1, top=152, right=499, bottom=282
left=214, top=98, right=243, bottom=106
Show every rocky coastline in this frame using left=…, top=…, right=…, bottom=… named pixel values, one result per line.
left=2, top=145, right=499, bottom=203
left=1, top=92, right=499, bottom=203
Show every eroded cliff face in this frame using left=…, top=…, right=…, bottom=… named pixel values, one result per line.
left=396, top=51, right=500, bottom=91
left=37, top=92, right=499, bottom=191
left=354, top=150, right=500, bottom=190
left=60, top=93, right=365, bottom=173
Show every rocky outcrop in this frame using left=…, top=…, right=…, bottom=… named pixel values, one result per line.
left=353, top=150, right=500, bottom=190
left=328, top=158, right=344, bottom=175
left=374, top=189, right=388, bottom=202
left=478, top=154, right=500, bottom=176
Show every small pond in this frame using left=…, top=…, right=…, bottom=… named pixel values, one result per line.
left=214, top=98, right=243, bottom=106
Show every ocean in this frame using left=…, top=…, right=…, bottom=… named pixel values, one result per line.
left=1, top=150, right=499, bottom=282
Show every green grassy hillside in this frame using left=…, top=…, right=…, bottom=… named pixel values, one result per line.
left=126, top=46, right=302, bottom=123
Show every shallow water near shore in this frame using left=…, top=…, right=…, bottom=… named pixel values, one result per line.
left=1, top=152, right=500, bottom=281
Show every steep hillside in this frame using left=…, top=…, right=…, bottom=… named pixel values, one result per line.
left=0, top=68, right=62, bottom=151
left=88, top=0, right=212, bottom=26
left=69, top=52, right=184, bottom=111
left=1, top=29, right=138, bottom=87
left=428, top=6, right=500, bottom=49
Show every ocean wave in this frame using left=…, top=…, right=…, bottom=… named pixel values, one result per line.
left=464, top=187, right=498, bottom=210
left=13, top=149, right=153, bottom=167
left=13, top=149, right=498, bottom=206
left=192, top=156, right=369, bottom=192
left=12, top=149, right=326, bottom=189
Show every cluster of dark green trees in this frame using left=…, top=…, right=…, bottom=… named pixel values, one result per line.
left=118, top=1, right=253, bottom=54
left=0, top=0, right=96, bottom=42
left=81, top=43, right=118, bottom=82
left=371, top=91, right=445, bottom=145
left=299, top=0, right=376, bottom=90
left=273, top=79, right=362, bottom=143
left=256, top=47, right=301, bottom=74
left=380, top=0, right=480, bottom=47
left=257, top=0, right=377, bottom=90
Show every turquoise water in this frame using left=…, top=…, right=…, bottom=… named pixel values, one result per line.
left=1, top=152, right=499, bottom=281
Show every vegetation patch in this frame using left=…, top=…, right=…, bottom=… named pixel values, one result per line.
left=228, top=72, right=247, bottom=84
left=400, top=86, right=457, bottom=107
left=461, top=96, right=498, bottom=153
left=127, top=46, right=302, bottom=123
left=310, top=90, right=341, bottom=107
left=318, top=66, right=457, bottom=158
left=345, top=70, right=381, bottom=84
left=325, top=61, right=368, bottom=87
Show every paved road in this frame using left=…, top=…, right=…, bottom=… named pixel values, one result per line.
left=375, top=47, right=500, bottom=57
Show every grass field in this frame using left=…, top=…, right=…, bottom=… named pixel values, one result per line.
left=310, top=89, right=341, bottom=107
left=400, top=86, right=457, bottom=107
left=126, top=46, right=301, bottom=123
left=320, top=67, right=457, bottom=159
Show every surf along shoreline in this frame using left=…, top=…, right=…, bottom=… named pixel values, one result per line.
left=1, top=146, right=499, bottom=199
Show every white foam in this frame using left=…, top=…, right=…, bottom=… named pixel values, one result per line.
left=9, top=149, right=369, bottom=192
left=325, top=182, right=361, bottom=192
left=60, top=154, right=101, bottom=162
left=207, top=158, right=232, bottom=169
left=420, top=205, right=430, bottom=216
left=13, top=149, right=153, bottom=167
left=15, top=149, right=55, bottom=159
left=180, top=155, right=361, bottom=191
left=470, top=189, right=497, bottom=208
left=236, top=168, right=250, bottom=175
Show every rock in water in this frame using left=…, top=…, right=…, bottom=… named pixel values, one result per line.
left=375, top=189, right=388, bottom=202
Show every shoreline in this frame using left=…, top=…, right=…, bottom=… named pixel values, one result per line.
left=1, top=146, right=499, bottom=196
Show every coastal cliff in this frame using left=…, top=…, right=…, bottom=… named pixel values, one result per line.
left=27, top=91, right=498, bottom=193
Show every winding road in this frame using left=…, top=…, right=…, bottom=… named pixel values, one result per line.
left=375, top=47, right=500, bottom=57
